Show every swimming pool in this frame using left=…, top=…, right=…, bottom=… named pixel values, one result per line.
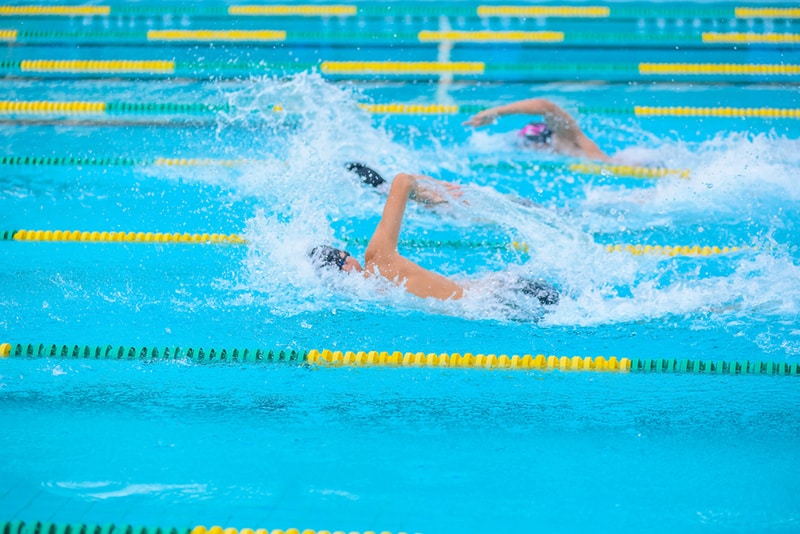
left=1, top=2, right=799, bottom=533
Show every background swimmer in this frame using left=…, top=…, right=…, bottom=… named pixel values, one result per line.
left=463, top=97, right=610, bottom=162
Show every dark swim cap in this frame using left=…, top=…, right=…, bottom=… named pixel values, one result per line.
left=518, top=122, right=553, bottom=144
left=513, top=278, right=560, bottom=306
left=345, top=162, right=386, bottom=187
left=310, top=245, right=351, bottom=271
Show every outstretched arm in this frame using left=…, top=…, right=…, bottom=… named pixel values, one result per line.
left=368, top=172, right=415, bottom=254
left=463, top=97, right=609, bottom=161
left=463, top=98, right=575, bottom=130
left=364, top=173, right=464, bottom=300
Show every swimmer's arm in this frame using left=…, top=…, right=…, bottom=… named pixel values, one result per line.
left=367, top=172, right=415, bottom=255
left=463, top=98, right=555, bottom=126
left=463, top=98, right=576, bottom=131
left=365, top=173, right=463, bottom=300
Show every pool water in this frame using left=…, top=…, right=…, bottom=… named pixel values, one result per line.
left=1, top=2, right=800, bottom=533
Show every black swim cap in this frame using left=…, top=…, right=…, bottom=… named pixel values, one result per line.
left=345, top=162, right=386, bottom=187
left=513, top=278, right=560, bottom=306
left=310, top=245, right=351, bottom=271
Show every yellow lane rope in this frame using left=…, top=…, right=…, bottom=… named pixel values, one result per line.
left=0, top=100, right=106, bottom=113
left=153, top=157, right=258, bottom=166
left=418, top=30, right=564, bottom=42
left=639, top=62, right=800, bottom=75
left=0, top=6, right=110, bottom=16
left=10, top=230, right=246, bottom=244
left=734, top=7, right=800, bottom=18
left=320, top=61, right=485, bottom=75
left=0, top=29, right=16, bottom=40
left=147, top=30, right=286, bottom=42
left=19, top=60, right=175, bottom=73
left=633, top=105, right=800, bottom=118
left=702, top=32, right=800, bottom=43
left=358, top=103, right=460, bottom=114
left=228, top=5, right=357, bottom=16
left=568, top=162, right=691, bottom=179
left=309, top=349, right=631, bottom=371
left=604, top=244, right=746, bottom=257
left=476, top=6, right=610, bottom=17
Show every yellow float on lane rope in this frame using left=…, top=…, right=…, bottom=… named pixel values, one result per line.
left=308, top=349, right=631, bottom=372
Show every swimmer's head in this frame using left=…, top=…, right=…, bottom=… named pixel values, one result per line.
left=345, top=162, right=386, bottom=188
left=309, top=245, right=361, bottom=273
left=518, top=122, right=553, bottom=145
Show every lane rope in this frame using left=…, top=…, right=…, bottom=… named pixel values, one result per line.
left=734, top=7, right=800, bottom=18
left=0, top=100, right=796, bottom=121
left=1, top=343, right=798, bottom=375
left=702, top=32, right=800, bottom=44
left=638, top=62, right=800, bottom=75
left=476, top=6, right=610, bottom=17
left=320, top=61, right=486, bottom=75
left=228, top=5, right=358, bottom=16
left=1, top=4, right=796, bottom=19
left=2, top=28, right=798, bottom=47
left=418, top=30, right=564, bottom=42
left=19, top=59, right=175, bottom=73
left=0, top=154, right=692, bottom=180
left=3, top=230, right=752, bottom=257
left=0, top=6, right=110, bottom=16
left=146, top=29, right=287, bottom=42
left=2, top=60, right=797, bottom=80
left=0, top=520, right=406, bottom=534
left=580, top=105, right=800, bottom=119
left=6, top=229, right=246, bottom=244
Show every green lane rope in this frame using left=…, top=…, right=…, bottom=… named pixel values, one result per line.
left=1, top=343, right=798, bottom=375
left=0, top=521, right=403, bottom=534
left=3, top=229, right=751, bottom=258
left=0, top=343, right=305, bottom=364
left=0, top=155, right=141, bottom=166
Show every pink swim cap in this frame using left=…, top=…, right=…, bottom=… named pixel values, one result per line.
left=518, top=122, right=552, bottom=143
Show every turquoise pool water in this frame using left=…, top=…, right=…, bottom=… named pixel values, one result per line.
left=1, top=2, right=799, bottom=533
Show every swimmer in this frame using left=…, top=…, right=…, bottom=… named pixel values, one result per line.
left=311, top=172, right=559, bottom=306
left=345, top=161, right=536, bottom=208
left=345, top=162, right=460, bottom=205
left=463, top=97, right=611, bottom=162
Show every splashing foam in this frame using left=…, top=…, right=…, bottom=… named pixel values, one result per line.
left=208, top=76, right=798, bottom=327
left=581, top=131, right=800, bottom=229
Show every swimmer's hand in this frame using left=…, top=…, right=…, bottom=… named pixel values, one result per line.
left=462, top=109, right=499, bottom=128
left=410, top=175, right=464, bottom=205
